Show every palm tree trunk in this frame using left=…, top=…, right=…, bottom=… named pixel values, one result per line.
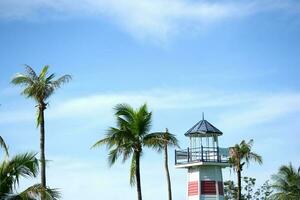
left=135, top=151, right=142, bottom=200
left=39, top=104, right=46, bottom=191
left=237, top=169, right=242, bottom=200
left=164, top=145, right=172, bottom=200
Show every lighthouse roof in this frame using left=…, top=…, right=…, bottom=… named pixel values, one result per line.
left=184, top=118, right=223, bottom=137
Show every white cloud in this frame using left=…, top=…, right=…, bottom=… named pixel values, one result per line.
left=43, top=89, right=236, bottom=132
left=47, top=89, right=300, bottom=131
left=47, top=89, right=252, bottom=119
left=2, top=88, right=300, bottom=133
left=217, top=93, right=300, bottom=131
left=0, top=0, right=299, bottom=41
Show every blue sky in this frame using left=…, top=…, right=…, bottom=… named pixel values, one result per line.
left=1, top=0, right=300, bottom=199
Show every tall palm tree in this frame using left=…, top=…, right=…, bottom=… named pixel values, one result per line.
left=229, top=139, right=262, bottom=200
left=144, top=128, right=179, bottom=200
left=11, top=65, right=71, bottom=190
left=270, top=163, right=300, bottom=200
left=0, top=136, right=8, bottom=157
left=93, top=103, right=160, bottom=200
left=0, top=152, right=60, bottom=200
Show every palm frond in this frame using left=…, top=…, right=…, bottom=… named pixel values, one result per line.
left=91, top=137, right=112, bottom=149
left=11, top=75, right=34, bottom=86
left=20, top=184, right=60, bottom=200
left=46, top=73, right=56, bottom=82
left=4, top=184, right=60, bottom=200
left=248, top=152, right=263, bottom=165
left=0, top=136, right=9, bottom=157
left=129, top=154, right=136, bottom=186
left=9, top=152, right=39, bottom=179
left=107, top=147, right=122, bottom=167
left=114, top=104, right=135, bottom=123
left=163, top=129, right=179, bottom=147
left=24, top=65, right=38, bottom=81
left=136, top=104, right=152, bottom=137
left=246, top=139, right=254, bottom=147
left=51, top=75, right=72, bottom=89
left=144, top=129, right=179, bottom=150
left=12, top=65, right=71, bottom=103
left=143, top=132, right=164, bottom=152
left=39, top=66, right=49, bottom=79
left=0, top=152, right=38, bottom=195
left=36, top=109, right=42, bottom=128
left=116, top=116, right=130, bottom=130
left=271, top=163, right=300, bottom=199
left=121, top=144, right=133, bottom=163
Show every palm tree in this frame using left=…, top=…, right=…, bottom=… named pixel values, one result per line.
left=0, top=136, right=8, bottom=157
left=144, top=128, right=179, bottom=200
left=229, top=139, right=263, bottom=200
left=93, top=103, right=161, bottom=200
left=11, top=65, right=71, bottom=189
left=270, top=163, right=300, bottom=200
left=0, top=152, right=60, bottom=200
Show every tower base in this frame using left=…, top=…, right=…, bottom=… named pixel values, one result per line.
left=187, top=165, right=225, bottom=200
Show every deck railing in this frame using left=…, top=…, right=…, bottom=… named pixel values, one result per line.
left=175, top=146, right=229, bottom=165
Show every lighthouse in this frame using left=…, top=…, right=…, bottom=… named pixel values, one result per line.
left=175, top=115, right=229, bottom=200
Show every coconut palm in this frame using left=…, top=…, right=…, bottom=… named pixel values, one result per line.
left=229, top=139, right=262, bottom=200
left=144, top=128, right=179, bottom=200
left=11, top=65, right=71, bottom=189
left=93, top=103, right=161, bottom=200
left=270, top=163, right=300, bottom=200
left=0, top=136, right=8, bottom=157
left=0, top=152, right=60, bottom=200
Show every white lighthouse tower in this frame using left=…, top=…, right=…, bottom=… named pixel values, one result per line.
left=175, top=115, right=229, bottom=200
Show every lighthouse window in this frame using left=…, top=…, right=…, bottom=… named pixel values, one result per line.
left=201, top=181, right=216, bottom=195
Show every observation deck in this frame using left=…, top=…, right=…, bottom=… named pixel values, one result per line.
left=175, top=115, right=230, bottom=168
left=175, top=146, right=229, bottom=168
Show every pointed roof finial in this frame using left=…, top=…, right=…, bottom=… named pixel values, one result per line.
left=202, top=112, right=204, bottom=120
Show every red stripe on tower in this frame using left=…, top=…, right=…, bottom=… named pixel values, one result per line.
left=201, top=181, right=216, bottom=195
left=188, top=181, right=198, bottom=196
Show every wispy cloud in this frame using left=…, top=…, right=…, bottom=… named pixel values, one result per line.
left=2, top=88, right=300, bottom=132
left=48, top=89, right=250, bottom=119
left=1, top=0, right=299, bottom=41
left=217, top=93, right=300, bottom=131
left=49, top=89, right=300, bottom=132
